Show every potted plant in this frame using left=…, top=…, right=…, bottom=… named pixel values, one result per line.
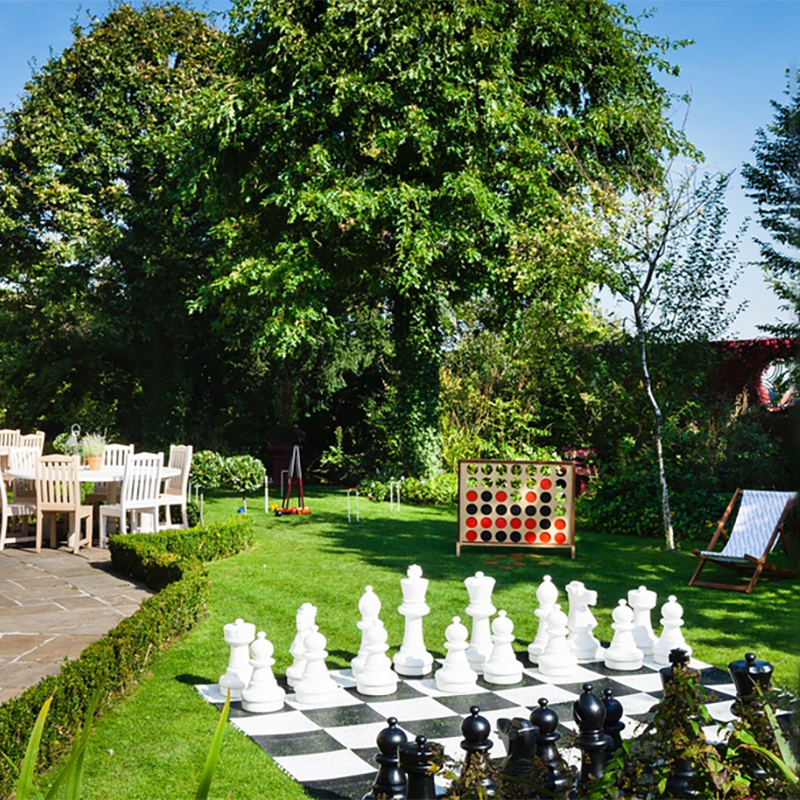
left=80, top=433, right=106, bottom=470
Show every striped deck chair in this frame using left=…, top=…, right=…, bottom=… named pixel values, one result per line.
left=689, top=489, right=797, bottom=594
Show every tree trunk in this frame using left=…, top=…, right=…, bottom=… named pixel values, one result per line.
left=392, top=291, right=442, bottom=478
left=635, top=310, right=675, bottom=550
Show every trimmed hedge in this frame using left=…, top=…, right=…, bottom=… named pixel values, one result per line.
left=0, top=516, right=253, bottom=798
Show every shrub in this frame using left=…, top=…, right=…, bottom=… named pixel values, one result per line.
left=220, top=454, right=266, bottom=493
left=360, top=473, right=458, bottom=506
left=189, top=450, right=226, bottom=490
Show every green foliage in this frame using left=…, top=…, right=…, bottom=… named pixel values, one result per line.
left=79, top=434, right=106, bottom=458
left=189, top=450, right=226, bottom=490
left=220, top=455, right=266, bottom=494
left=195, top=692, right=230, bottom=800
left=360, top=473, right=458, bottom=506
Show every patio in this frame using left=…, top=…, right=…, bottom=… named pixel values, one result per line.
left=0, top=545, right=153, bottom=703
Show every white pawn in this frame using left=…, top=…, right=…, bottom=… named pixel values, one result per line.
left=242, top=633, right=286, bottom=713
left=219, top=618, right=256, bottom=700
left=294, top=629, right=341, bottom=705
left=653, top=595, right=692, bottom=666
left=435, top=616, right=479, bottom=694
left=482, top=610, right=524, bottom=685
left=286, top=603, right=317, bottom=688
left=628, top=585, right=658, bottom=655
left=527, top=575, right=559, bottom=665
left=352, top=586, right=382, bottom=678
left=393, top=564, right=434, bottom=677
left=464, top=571, right=496, bottom=673
left=604, top=599, right=644, bottom=671
left=538, top=606, right=578, bottom=678
left=356, top=621, right=398, bottom=696
left=566, top=581, right=603, bottom=662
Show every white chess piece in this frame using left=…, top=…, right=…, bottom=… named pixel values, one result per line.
left=604, top=599, right=644, bottom=671
left=241, top=632, right=286, bottom=713
left=464, top=571, right=496, bottom=673
left=566, top=580, right=603, bottom=662
left=482, top=610, right=524, bottom=685
left=352, top=586, right=382, bottom=678
left=294, top=629, right=341, bottom=704
left=286, top=603, right=317, bottom=688
left=538, top=606, right=578, bottom=678
left=219, top=618, right=256, bottom=700
left=435, top=616, right=479, bottom=694
left=356, top=621, right=398, bottom=696
left=653, top=595, right=692, bottom=666
left=528, top=575, right=559, bottom=665
left=628, top=585, right=658, bottom=655
left=393, top=564, right=434, bottom=677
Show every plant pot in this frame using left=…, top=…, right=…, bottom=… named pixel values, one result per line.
left=86, top=456, right=103, bottom=470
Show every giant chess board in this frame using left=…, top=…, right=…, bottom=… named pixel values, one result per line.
left=196, top=653, right=786, bottom=800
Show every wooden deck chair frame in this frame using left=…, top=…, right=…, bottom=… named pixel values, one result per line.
left=688, top=488, right=797, bottom=594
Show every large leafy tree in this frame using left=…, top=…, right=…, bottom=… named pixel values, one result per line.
left=0, top=3, right=229, bottom=444
left=743, top=73, right=800, bottom=337
left=187, top=0, right=688, bottom=476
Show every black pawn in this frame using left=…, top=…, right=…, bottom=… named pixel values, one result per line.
left=530, top=698, right=570, bottom=797
left=602, top=688, right=624, bottom=754
left=573, top=683, right=607, bottom=788
left=399, top=734, right=436, bottom=800
left=497, top=716, right=538, bottom=782
left=461, top=706, right=493, bottom=787
left=363, top=717, right=408, bottom=800
left=659, top=647, right=692, bottom=688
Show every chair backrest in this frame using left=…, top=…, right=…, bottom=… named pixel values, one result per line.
left=0, top=429, right=21, bottom=448
left=8, top=446, right=40, bottom=474
left=719, top=490, right=797, bottom=558
left=35, top=455, right=81, bottom=511
left=20, top=432, right=45, bottom=453
left=103, top=443, right=134, bottom=469
left=121, top=452, right=163, bottom=509
left=166, top=445, right=193, bottom=493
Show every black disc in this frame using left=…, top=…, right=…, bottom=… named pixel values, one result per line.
left=510, top=505, right=521, bottom=515
left=466, top=503, right=477, bottom=514
left=480, top=530, right=493, bottom=542
left=496, top=504, right=507, bottom=515
left=481, top=490, right=493, bottom=502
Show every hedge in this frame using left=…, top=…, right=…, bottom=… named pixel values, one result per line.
left=0, top=515, right=254, bottom=798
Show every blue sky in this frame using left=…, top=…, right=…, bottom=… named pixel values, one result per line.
left=1, top=0, right=798, bottom=338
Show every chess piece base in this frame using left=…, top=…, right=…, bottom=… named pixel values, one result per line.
left=393, top=654, right=433, bottom=677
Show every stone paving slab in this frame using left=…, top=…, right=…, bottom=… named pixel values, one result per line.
left=0, top=545, right=154, bottom=704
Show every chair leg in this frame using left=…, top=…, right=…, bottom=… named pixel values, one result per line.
left=48, top=514, right=56, bottom=548
left=180, top=501, right=188, bottom=529
left=35, top=510, right=43, bottom=551
left=0, top=512, right=7, bottom=550
left=688, top=556, right=708, bottom=587
left=100, top=512, right=107, bottom=549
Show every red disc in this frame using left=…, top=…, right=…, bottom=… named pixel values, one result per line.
left=495, top=490, right=507, bottom=502
left=540, top=479, right=552, bottom=490
left=495, top=517, right=507, bottom=528
left=525, top=491, right=537, bottom=503
left=554, top=532, right=567, bottom=544
left=540, top=532, right=552, bottom=543
left=481, top=517, right=492, bottom=528
left=466, top=530, right=478, bottom=542
left=466, top=490, right=478, bottom=502
left=466, top=517, right=477, bottom=528
left=525, top=518, right=536, bottom=529
left=510, top=518, right=522, bottom=529
left=525, top=532, right=537, bottom=543
left=555, top=518, right=566, bottom=530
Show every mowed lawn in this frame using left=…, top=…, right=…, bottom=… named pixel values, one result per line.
left=63, top=488, right=799, bottom=800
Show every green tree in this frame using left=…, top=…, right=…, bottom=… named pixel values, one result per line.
left=743, top=72, right=800, bottom=337
left=0, top=3, right=229, bottom=444
left=186, top=0, right=689, bottom=477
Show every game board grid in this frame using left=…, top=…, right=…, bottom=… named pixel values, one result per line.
left=196, top=652, right=785, bottom=800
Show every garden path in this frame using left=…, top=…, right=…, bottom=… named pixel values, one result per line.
left=0, top=546, right=153, bottom=704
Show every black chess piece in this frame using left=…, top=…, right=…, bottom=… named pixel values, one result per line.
left=461, top=706, right=493, bottom=788
left=573, top=683, right=607, bottom=788
left=659, top=647, right=693, bottom=688
left=363, top=717, right=408, bottom=800
left=399, top=734, right=436, bottom=800
left=602, top=688, right=624, bottom=754
left=530, top=698, right=570, bottom=797
left=497, top=716, right=538, bottom=782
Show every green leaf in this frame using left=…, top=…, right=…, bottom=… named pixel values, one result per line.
left=15, top=695, right=53, bottom=800
left=195, top=690, right=230, bottom=800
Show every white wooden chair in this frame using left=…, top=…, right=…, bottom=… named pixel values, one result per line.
left=159, top=445, right=193, bottom=529
left=0, top=471, right=37, bottom=550
left=20, top=432, right=45, bottom=453
left=86, top=443, right=134, bottom=506
left=34, top=455, right=92, bottom=554
left=99, top=452, right=163, bottom=547
left=7, top=446, right=40, bottom=536
left=0, top=429, right=21, bottom=448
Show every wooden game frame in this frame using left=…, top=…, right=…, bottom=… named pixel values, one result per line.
left=456, top=459, right=576, bottom=558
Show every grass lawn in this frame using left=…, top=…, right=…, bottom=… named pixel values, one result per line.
left=62, top=487, right=798, bottom=800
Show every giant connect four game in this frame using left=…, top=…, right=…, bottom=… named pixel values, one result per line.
left=457, top=460, right=576, bottom=557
